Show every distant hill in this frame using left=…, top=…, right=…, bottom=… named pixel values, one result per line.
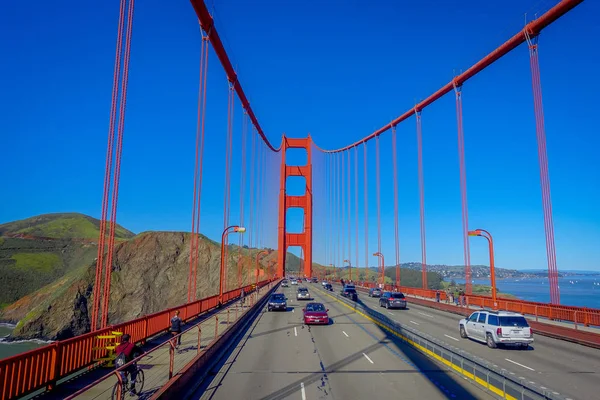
left=0, top=213, right=134, bottom=240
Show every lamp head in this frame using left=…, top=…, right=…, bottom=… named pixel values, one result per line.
left=468, top=230, right=482, bottom=237
left=235, top=226, right=246, bottom=233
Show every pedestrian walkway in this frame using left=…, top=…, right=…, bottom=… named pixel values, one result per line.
left=56, top=285, right=275, bottom=400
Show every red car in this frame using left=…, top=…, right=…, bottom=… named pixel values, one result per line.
left=303, top=302, right=330, bottom=325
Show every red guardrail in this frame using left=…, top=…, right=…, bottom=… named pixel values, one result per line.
left=352, top=282, right=600, bottom=328
left=0, top=279, right=272, bottom=400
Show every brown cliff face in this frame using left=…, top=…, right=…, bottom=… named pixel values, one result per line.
left=3, top=232, right=279, bottom=341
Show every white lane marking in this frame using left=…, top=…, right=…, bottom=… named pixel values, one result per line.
left=342, top=331, right=349, bottom=337
left=387, top=312, right=394, bottom=316
left=362, top=352, right=374, bottom=364
left=294, top=327, right=298, bottom=337
left=409, top=320, right=420, bottom=325
left=418, top=311, right=434, bottom=318
left=505, top=358, right=535, bottom=371
left=301, top=382, right=306, bottom=400
left=444, top=334, right=460, bottom=342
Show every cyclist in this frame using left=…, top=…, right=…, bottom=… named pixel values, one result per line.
left=114, top=334, right=143, bottom=394
left=240, top=288, right=246, bottom=306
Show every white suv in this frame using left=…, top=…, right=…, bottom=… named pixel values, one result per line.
left=459, top=310, right=534, bottom=349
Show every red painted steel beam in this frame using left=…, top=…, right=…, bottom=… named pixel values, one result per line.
left=319, top=0, right=584, bottom=153
left=189, top=0, right=280, bottom=152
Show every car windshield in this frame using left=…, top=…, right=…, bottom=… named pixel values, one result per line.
left=499, top=316, right=529, bottom=327
left=298, top=288, right=308, bottom=292
left=390, top=293, right=405, bottom=299
left=271, top=294, right=285, bottom=301
left=344, top=289, right=356, bottom=294
left=306, top=304, right=325, bottom=312
left=373, top=289, right=381, bottom=292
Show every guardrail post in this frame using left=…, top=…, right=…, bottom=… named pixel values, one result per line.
left=168, top=341, right=175, bottom=379
left=227, top=309, right=230, bottom=325
left=115, top=371, right=124, bottom=400
left=215, top=315, right=219, bottom=338
left=535, top=305, right=538, bottom=322
left=142, top=318, right=149, bottom=345
left=47, top=342, right=61, bottom=391
left=197, top=326, right=202, bottom=353
left=235, top=305, right=239, bottom=320
left=574, top=311, right=578, bottom=330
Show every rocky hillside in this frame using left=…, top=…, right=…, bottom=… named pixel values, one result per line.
left=0, top=231, right=280, bottom=340
left=0, top=213, right=134, bottom=307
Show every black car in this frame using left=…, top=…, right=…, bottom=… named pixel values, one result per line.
left=325, top=283, right=333, bottom=291
left=268, top=293, right=288, bottom=311
left=341, top=288, right=358, bottom=301
left=379, top=292, right=407, bottom=309
left=368, top=288, right=382, bottom=298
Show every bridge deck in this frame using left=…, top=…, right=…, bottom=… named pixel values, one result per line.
left=191, top=285, right=492, bottom=400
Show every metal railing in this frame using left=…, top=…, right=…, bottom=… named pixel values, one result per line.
left=328, top=289, right=567, bottom=400
left=65, top=281, right=278, bottom=400
left=353, top=282, right=600, bottom=327
left=0, top=279, right=273, bottom=400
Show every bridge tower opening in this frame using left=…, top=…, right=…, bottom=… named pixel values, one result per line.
left=277, top=136, right=313, bottom=278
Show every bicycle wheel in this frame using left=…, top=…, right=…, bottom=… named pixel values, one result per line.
left=134, top=369, right=145, bottom=394
left=111, top=382, right=124, bottom=400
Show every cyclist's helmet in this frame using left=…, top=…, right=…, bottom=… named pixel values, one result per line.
left=121, top=334, right=131, bottom=342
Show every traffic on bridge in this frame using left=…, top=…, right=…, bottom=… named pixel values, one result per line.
left=1, top=0, right=598, bottom=400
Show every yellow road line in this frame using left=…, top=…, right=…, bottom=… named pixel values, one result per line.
left=321, top=291, right=518, bottom=400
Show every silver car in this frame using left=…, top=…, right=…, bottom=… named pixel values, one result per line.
left=297, top=287, right=311, bottom=300
left=459, top=310, right=534, bottom=349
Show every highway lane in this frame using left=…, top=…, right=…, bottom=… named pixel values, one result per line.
left=193, top=284, right=493, bottom=400
left=328, top=283, right=600, bottom=400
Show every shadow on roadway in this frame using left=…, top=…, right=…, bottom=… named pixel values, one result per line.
left=313, top=287, right=483, bottom=400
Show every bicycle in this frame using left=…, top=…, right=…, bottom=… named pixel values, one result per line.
left=111, top=365, right=144, bottom=399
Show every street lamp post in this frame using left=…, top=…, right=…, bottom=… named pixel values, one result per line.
left=468, top=229, right=497, bottom=306
left=373, top=252, right=384, bottom=286
left=329, top=264, right=335, bottom=281
left=344, top=259, right=352, bottom=282
left=255, top=250, right=268, bottom=288
left=220, top=225, right=246, bottom=304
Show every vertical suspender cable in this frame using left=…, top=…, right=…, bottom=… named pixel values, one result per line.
left=527, top=34, right=560, bottom=304
left=454, top=84, right=472, bottom=295
left=392, top=126, right=401, bottom=288
left=101, top=0, right=135, bottom=329
left=335, top=153, right=340, bottom=276
left=238, top=111, right=248, bottom=287
left=249, top=127, right=256, bottom=248
left=341, top=151, right=346, bottom=277
left=363, top=143, right=369, bottom=278
left=325, top=154, right=329, bottom=278
left=188, top=34, right=209, bottom=303
left=416, top=110, right=428, bottom=290
left=376, top=135, right=382, bottom=285
left=222, top=84, right=235, bottom=292
left=347, top=150, right=352, bottom=281
left=92, top=0, right=127, bottom=332
left=354, top=147, right=359, bottom=278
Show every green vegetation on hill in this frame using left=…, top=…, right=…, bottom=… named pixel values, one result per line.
left=0, top=213, right=130, bottom=307
left=0, top=213, right=134, bottom=240
left=11, top=253, right=61, bottom=273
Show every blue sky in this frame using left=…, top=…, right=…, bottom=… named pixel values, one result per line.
left=1, top=0, right=598, bottom=272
